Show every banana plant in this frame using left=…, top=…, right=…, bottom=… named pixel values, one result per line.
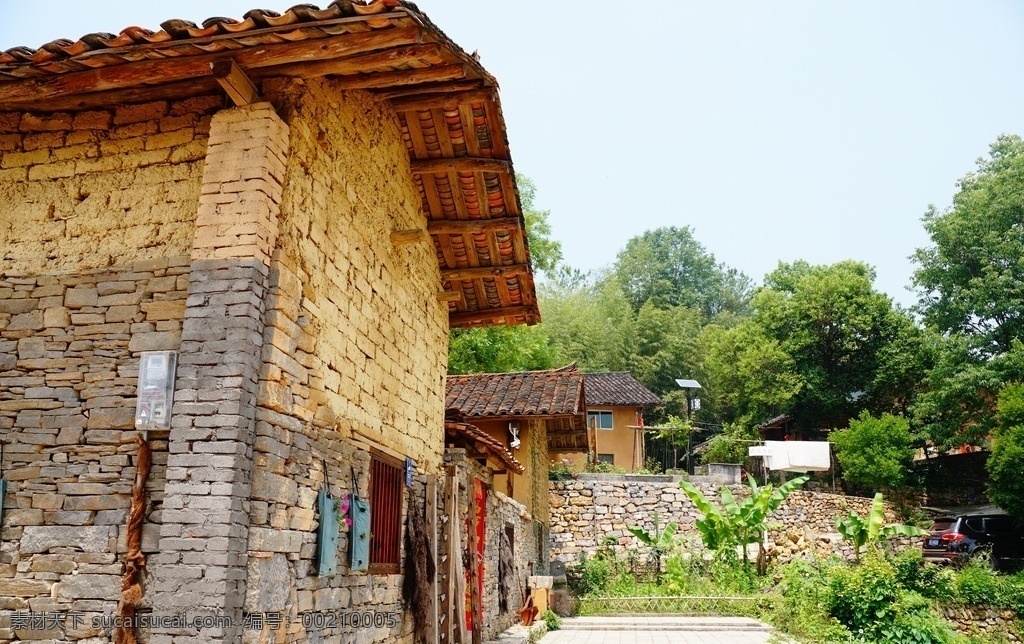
left=627, top=512, right=679, bottom=555
left=836, top=492, right=928, bottom=562
left=628, top=512, right=679, bottom=580
left=680, top=474, right=809, bottom=573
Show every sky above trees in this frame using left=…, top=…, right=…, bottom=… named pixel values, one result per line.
left=3, top=1, right=1024, bottom=307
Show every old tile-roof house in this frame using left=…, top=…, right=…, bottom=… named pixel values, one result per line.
left=0, top=2, right=539, bottom=642
left=445, top=365, right=586, bottom=572
left=573, top=372, right=663, bottom=472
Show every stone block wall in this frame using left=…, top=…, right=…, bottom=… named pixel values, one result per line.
left=483, top=489, right=537, bottom=641
left=549, top=475, right=911, bottom=566
left=942, top=606, right=1021, bottom=642
left=0, top=257, right=190, bottom=641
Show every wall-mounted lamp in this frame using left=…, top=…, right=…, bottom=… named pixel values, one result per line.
left=508, top=422, right=521, bottom=450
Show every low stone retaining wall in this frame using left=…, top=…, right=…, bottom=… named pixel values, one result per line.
left=942, top=606, right=1021, bottom=642
left=549, top=474, right=913, bottom=565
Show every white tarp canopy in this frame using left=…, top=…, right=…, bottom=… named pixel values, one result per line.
left=749, top=440, right=831, bottom=472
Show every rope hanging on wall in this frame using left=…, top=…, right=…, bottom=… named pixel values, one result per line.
left=115, top=435, right=151, bottom=644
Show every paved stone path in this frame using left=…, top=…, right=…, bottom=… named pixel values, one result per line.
left=537, top=616, right=777, bottom=644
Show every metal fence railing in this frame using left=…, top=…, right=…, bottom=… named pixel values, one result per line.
left=576, top=595, right=778, bottom=617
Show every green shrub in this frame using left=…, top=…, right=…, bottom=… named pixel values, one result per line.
left=572, top=552, right=613, bottom=596
left=586, top=460, right=627, bottom=474
left=540, top=609, right=561, bottom=631
left=768, top=558, right=853, bottom=643
left=879, top=602, right=958, bottom=644
left=952, top=557, right=1003, bottom=606
left=548, top=461, right=578, bottom=481
left=891, top=549, right=955, bottom=600
left=570, top=550, right=659, bottom=598
left=826, top=553, right=902, bottom=636
left=635, top=457, right=663, bottom=474
left=825, top=552, right=959, bottom=643
left=662, top=553, right=697, bottom=595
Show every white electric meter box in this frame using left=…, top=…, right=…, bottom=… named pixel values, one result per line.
left=135, top=351, right=178, bottom=430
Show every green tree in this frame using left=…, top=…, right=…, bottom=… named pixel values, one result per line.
left=537, top=269, right=633, bottom=372
left=911, top=135, right=1024, bottom=447
left=988, top=383, right=1024, bottom=522
left=911, top=335, right=1024, bottom=449
left=912, top=134, right=1024, bottom=358
left=700, top=422, right=760, bottom=466
left=517, top=173, right=562, bottom=275
left=612, top=226, right=752, bottom=318
left=752, top=260, right=928, bottom=429
left=447, top=325, right=555, bottom=375
left=700, top=322, right=804, bottom=428
left=830, top=411, right=915, bottom=493
left=626, top=302, right=704, bottom=411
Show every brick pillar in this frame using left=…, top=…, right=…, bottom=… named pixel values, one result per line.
left=149, top=103, right=288, bottom=643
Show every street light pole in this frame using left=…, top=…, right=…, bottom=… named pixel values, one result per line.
left=675, top=379, right=702, bottom=476
left=686, top=388, right=693, bottom=475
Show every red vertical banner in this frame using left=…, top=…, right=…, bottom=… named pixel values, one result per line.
left=474, top=480, right=486, bottom=627
left=465, top=479, right=488, bottom=636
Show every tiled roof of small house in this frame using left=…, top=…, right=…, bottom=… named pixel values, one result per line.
left=0, top=0, right=538, bottom=329
left=443, top=417, right=524, bottom=475
left=757, top=414, right=793, bottom=430
left=583, top=372, right=663, bottom=408
left=446, top=365, right=585, bottom=419
left=446, top=365, right=588, bottom=454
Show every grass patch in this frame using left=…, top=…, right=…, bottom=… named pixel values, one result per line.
left=567, top=546, right=1024, bottom=643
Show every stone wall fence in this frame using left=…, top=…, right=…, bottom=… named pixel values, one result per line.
left=549, top=474, right=915, bottom=566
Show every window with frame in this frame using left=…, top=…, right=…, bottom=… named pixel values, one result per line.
left=369, top=451, right=404, bottom=574
left=587, top=410, right=614, bottom=430
left=597, top=453, right=615, bottom=464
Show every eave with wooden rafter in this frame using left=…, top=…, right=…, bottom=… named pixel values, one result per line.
left=0, top=0, right=539, bottom=329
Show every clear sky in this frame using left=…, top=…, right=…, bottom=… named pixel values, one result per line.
left=3, top=1, right=1023, bottom=308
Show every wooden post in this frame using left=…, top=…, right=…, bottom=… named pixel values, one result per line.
left=467, top=481, right=481, bottom=644
left=439, top=465, right=456, bottom=644
left=426, top=475, right=439, bottom=644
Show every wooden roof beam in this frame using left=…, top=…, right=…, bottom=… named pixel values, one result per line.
left=390, top=229, right=429, bottom=246
left=441, top=264, right=529, bottom=281
left=211, top=59, right=260, bottom=106
left=387, top=87, right=495, bottom=111
left=377, top=79, right=488, bottom=99
left=448, top=305, right=538, bottom=328
left=256, top=43, right=442, bottom=80
left=411, top=157, right=511, bottom=175
left=428, top=217, right=520, bottom=235
left=0, top=27, right=423, bottom=108
left=331, top=64, right=466, bottom=90
left=3, top=78, right=222, bottom=113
